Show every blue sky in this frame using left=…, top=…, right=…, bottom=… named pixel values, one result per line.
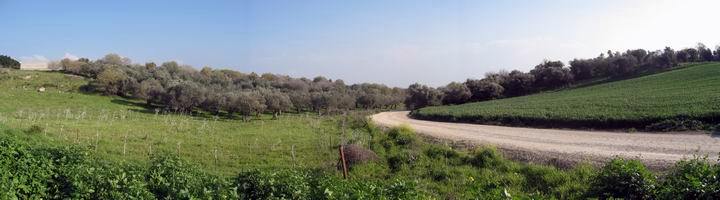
left=2, top=0, right=719, bottom=86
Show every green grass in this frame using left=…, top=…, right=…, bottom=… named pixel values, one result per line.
left=413, top=62, right=720, bottom=129
left=0, top=70, right=361, bottom=176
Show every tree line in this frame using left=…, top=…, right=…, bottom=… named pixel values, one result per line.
left=55, top=54, right=405, bottom=119
left=405, top=43, right=720, bottom=109
left=0, top=55, right=20, bottom=69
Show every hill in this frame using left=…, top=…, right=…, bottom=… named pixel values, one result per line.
left=411, top=62, right=720, bottom=130
left=0, top=69, right=348, bottom=176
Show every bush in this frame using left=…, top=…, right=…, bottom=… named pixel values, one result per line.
left=25, top=125, right=44, bottom=134
left=147, top=153, right=236, bottom=199
left=657, top=157, right=720, bottom=199
left=39, top=147, right=153, bottom=199
left=342, top=144, right=379, bottom=169
left=424, top=145, right=463, bottom=165
left=466, top=147, right=505, bottom=169
left=387, top=125, right=416, bottom=146
left=235, top=169, right=312, bottom=199
left=589, top=158, right=656, bottom=199
left=646, top=119, right=705, bottom=131
left=0, top=136, right=54, bottom=199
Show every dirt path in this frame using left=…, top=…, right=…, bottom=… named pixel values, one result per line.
left=371, top=111, right=720, bottom=168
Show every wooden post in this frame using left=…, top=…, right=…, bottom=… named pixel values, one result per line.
left=339, top=145, right=348, bottom=179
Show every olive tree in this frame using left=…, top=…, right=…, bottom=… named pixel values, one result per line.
left=404, top=83, right=443, bottom=110
left=440, top=82, right=471, bottom=105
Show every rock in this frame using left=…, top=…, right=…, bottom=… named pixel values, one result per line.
left=23, top=75, right=32, bottom=80
left=38, top=87, right=45, bottom=92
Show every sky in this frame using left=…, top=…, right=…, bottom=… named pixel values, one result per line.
left=2, top=0, right=719, bottom=87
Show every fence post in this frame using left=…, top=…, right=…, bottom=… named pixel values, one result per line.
left=339, top=145, right=348, bottom=179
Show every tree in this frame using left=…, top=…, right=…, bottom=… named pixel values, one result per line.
left=200, top=92, right=226, bottom=115
left=404, top=83, right=443, bottom=110
left=653, top=47, right=677, bottom=69
left=529, top=60, right=573, bottom=90
left=263, top=91, right=293, bottom=119
left=465, top=79, right=504, bottom=101
left=609, top=56, right=638, bottom=76
left=138, top=79, right=164, bottom=105
left=234, top=92, right=266, bottom=121
left=697, top=43, right=714, bottom=62
left=96, top=67, right=128, bottom=95
left=0, top=55, right=20, bottom=69
left=440, top=82, right=471, bottom=105
left=569, top=59, right=595, bottom=81
left=288, top=91, right=311, bottom=113
left=98, top=53, right=131, bottom=66
left=162, top=82, right=206, bottom=113
left=501, top=70, right=535, bottom=97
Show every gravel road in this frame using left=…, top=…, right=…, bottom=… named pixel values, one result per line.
left=371, top=111, right=720, bottom=168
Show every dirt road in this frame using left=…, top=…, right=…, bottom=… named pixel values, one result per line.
left=371, top=111, right=720, bottom=168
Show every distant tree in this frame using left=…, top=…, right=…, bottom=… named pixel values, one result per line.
left=404, top=83, right=443, bottom=110
left=288, top=91, right=312, bottom=113
left=501, top=70, right=535, bottom=97
left=0, top=55, right=20, bottom=69
left=609, top=56, right=638, bottom=76
left=98, top=53, right=131, bottom=66
left=697, top=43, right=714, bottom=62
left=465, top=79, right=504, bottom=101
left=227, top=92, right=265, bottom=121
left=162, top=82, right=206, bottom=113
left=441, top=82, right=471, bottom=105
left=96, top=67, right=128, bottom=95
left=138, top=78, right=164, bottom=105
left=145, top=62, right=157, bottom=70
left=715, top=46, right=720, bottom=61
left=626, top=49, right=648, bottom=63
left=201, top=92, right=226, bottom=115
left=263, top=91, right=293, bottom=119
left=654, top=47, right=677, bottom=69
left=529, top=60, right=573, bottom=90
left=569, top=59, right=596, bottom=81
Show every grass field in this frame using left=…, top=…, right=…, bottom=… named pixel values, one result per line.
left=412, top=62, right=720, bottom=130
left=0, top=70, right=364, bottom=176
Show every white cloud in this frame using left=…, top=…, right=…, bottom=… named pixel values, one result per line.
left=63, top=53, right=79, bottom=60
left=20, top=55, right=49, bottom=64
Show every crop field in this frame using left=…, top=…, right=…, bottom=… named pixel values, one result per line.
left=413, top=62, right=720, bottom=129
left=0, top=70, right=363, bottom=176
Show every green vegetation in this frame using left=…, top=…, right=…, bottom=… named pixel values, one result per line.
left=0, top=70, right=345, bottom=175
left=5, top=115, right=720, bottom=199
left=413, top=62, right=720, bottom=130
left=4, top=69, right=720, bottom=198
left=0, top=55, right=20, bottom=69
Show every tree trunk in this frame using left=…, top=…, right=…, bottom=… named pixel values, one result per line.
left=272, top=112, right=278, bottom=120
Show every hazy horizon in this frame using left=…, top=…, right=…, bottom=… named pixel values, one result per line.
left=3, top=0, right=720, bottom=87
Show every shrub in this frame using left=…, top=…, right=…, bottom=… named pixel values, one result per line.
left=25, top=125, right=44, bottom=134
left=0, top=136, right=54, bottom=199
left=657, top=156, right=720, bottom=199
left=40, top=147, right=148, bottom=199
left=466, top=147, right=505, bottom=169
left=645, top=119, right=705, bottom=131
left=387, top=125, right=416, bottom=146
left=235, top=169, right=312, bottom=199
left=342, top=144, right=379, bottom=169
left=146, top=153, right=235, bottom=199
left=589, top=158, right=656, bottom=199
left=521, top=165, right=572, bottom=196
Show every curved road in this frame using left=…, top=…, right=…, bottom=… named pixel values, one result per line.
left=371, top=111, right=720, bottom=167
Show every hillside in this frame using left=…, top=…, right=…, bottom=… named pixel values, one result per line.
left=0, top=69, right=347, bottom=176
left=412, top=62, right=720, bottom=130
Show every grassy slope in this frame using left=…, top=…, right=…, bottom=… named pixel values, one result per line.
left=0, top=70, right=359, bottom=176
left=413, top=62, right=720, bottom=129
